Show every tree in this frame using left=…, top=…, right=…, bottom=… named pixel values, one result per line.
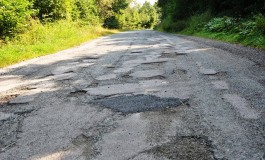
left=33, top=0, right=75, bottom=21
left=0, top=0, right=33, bottom=38
left=101, top=0, right=130, bottom=29
left=139, top=2, right=158, bottom=28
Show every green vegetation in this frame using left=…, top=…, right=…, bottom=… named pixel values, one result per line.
left=103, top=1, right=158, bottom=29
left=156, top=0, right=265, bottom=49
left=0, top=0, right=33, bottom=39
left=0, top=0, right=159, bottom=67
left=0, top=21, right=117, bottom=67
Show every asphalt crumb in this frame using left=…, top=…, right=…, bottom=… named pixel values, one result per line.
left=94, top=94, right=187, bottom=114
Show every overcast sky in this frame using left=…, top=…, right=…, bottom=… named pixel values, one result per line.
left=135, top=0, right=157, bottom=5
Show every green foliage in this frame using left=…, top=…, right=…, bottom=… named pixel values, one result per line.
left=157, top=0, right=265, bottom=32
left=182, top=11, right=212, bottom=34
left=159, top=16, right=186, bottom=32
left=0, top=0, right=159, bottom=67
left=204, top=15, right=265, bottom=37
left=72, top=0, right=100, bottom=25
left=112, top=0, right=129, bottom=14
left=0, top=20, right=118, bottom=67
left=0, top=0, right=158, bottom=39
left=33, top=0, right=75, bottom=21
left=103, top=1, right=158, bottom=30
left=0, top=0, right=33, bottom=38
left=157, top=0, right=265, bottom=49
left=103, top=16, right=120, bottom=29
left=180, top=15, right=265, bottom=49
left=139, top=2, right=158, bottom=28
left=255, top=14, right=265, bottom=34
left=204, top=17, right=236, bottom=32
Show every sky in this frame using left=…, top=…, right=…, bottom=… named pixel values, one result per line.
left=135, top=0, right=157, bottom=5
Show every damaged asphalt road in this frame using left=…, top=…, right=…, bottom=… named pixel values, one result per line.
left=0, top=30, right=264, bottom=160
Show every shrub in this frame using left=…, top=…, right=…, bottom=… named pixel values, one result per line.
left=33, top=0, right=75, bottom=21
left=103, top=16, right=120, bottom=29
left=72, top=0, right=99, bottom=25
left=255, top=14, right=265, bottom=35
left=183, top=11, right=212, bottom=34
left=158, top=15, right=187, bottom=32
left=238, top=20, right=257, bottom=36
left=173, top=20, right=187, bottom=32
left=0, top=0, right=33, bottom=38
left=204, top=17, right=235, bottom=32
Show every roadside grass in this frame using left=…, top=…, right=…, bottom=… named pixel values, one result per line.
left=0, top=20, right=118, bottom=68
left=180, top=31, right=265, bottom=50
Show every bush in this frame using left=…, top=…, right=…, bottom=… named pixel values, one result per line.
left=173, top=20, right=187, bottom=32
left=158, top=15, right=187, bottom=32
left=33, top=0, right=75, bottom=21
left=103, top=16, right=120, bottom=29
left=255, top=14, right=265, bottom=35
left=204, top=17, right=235, bottom=32
left=238, top=20, right=257, bottom=36
left=204, top=14, right=265, bottom=37
left=183, top=11, right=212, bottom=34
left=0, top=0, right=33, bottom=38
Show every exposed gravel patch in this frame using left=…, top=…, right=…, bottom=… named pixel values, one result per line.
left=176, top=34, right=265, bottom=66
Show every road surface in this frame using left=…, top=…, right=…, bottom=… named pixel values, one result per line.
left=0, top=30, right=264, bottom=160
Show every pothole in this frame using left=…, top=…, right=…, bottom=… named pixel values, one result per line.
left=160, top=52, right=187, bottom=58
left=208, top=72, right=228, bottom=80
left=85, top=55, right=100, bottom=59
left=130, top=70, right=165, bottom=79
left=146, top=136, right=215, bottom=160
left=0, top=95, right=19, bottom=106
left=172, top=69, right=187, bottom=75
left=142, top=59, right=171, bottom=65
left=142, top=75, right=166, bottom=80
left=53, top=73, right=76, bottom=81
left=88, top=82, right=99, bottom=87
left=199, top=68, right=218, bottom=75
left=215, top=71, right=227, bottom=78
left=19, top=86, right=37, bottom=91
left=94, top=94, right=188, bottom=114
left=68, top=90, right=87, bottom=97
left=72, top=134, right=97, bottom=159
left=121, top=74, right=131, bottom=79
left=131, top=51, right=143, bottom=54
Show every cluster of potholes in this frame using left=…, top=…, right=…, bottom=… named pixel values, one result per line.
left=0, top=45, right=218, bottom=159
left=68, top=50, right=218, bottom=159
left=72, top=51, right=191, bottom=114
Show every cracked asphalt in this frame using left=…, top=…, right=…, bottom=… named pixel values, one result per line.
left=0, top=30, right=264, bottom=160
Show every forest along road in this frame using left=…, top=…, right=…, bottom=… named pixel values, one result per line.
left=0, top=30, right=264, bottom=160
